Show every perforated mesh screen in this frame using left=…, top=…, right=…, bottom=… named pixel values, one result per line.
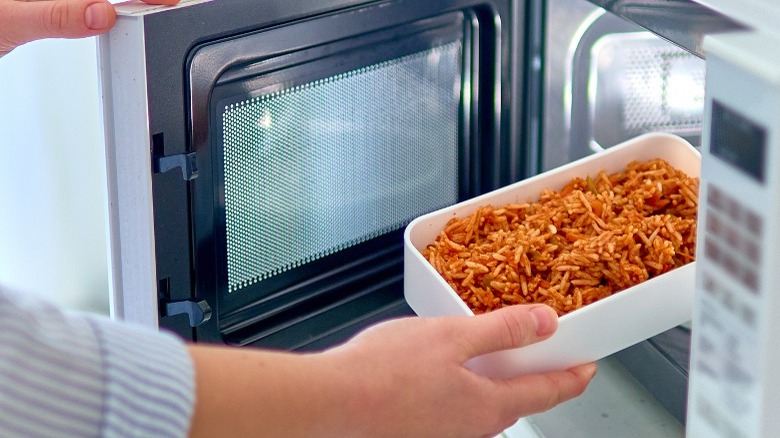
left=622, top=47, right=704, bottom=134
left=221, top=42, right=462, bottom=293
left=590, top=33, right=705, bottom=149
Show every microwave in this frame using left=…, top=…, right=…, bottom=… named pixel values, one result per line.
left=98, top=0, right=759, bottom=433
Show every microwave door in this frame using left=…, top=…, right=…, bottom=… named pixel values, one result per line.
left=99, top=0, right=521, bottom=349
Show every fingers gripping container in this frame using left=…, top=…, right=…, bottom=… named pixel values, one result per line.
left=403, top=133, right=700, bottom=378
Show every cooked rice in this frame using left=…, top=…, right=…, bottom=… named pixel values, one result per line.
left=422, top=158, right=699, bottom=316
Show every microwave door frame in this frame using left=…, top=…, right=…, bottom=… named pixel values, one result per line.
left=98, top=16, right=159, bottom=326
left=97, top=1, right=384, bottom=327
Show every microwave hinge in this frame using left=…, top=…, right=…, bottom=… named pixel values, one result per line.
left=158, top=278, right=211, bottom=327
left=154, top=152, right=199, bottom=181
left=161, top=299, right=212, bottom=327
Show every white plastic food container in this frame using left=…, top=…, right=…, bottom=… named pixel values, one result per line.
left=403, top=133, right=700, bottom=378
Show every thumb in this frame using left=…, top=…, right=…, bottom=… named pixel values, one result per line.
left=1, top=0, right=116, bottom=50
left=454, top=305, right=558, bottom=360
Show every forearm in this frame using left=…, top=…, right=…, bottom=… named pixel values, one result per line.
left=187, top=344, right=355, bottom=438
left=186, top=308, right=596, bottom=438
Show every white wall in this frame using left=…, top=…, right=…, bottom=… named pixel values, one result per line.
left=0, top=37, right=109, bottom=314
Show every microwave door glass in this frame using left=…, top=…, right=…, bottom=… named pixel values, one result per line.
left=218, top=44, right=462, bottom=295
left=186, top=10, right=483, bottom=348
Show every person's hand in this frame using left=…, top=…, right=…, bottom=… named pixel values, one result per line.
left=322, top=304, right=597, bottom=438
left=187, top=304, right=596, bottom=438
left=0, top=0, right=180, bottom=57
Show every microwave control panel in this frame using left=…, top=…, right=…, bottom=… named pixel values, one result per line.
left=687, top=31, right=780, bottom=438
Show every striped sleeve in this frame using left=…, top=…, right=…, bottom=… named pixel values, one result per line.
left=0, top=290, right=195, bottom=438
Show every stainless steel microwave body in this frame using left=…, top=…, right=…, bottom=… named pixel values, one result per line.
left=100, top=0, right=750, bottom=430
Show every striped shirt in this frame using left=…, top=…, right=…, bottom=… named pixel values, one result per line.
left=0, top=289, right=195, bottom=437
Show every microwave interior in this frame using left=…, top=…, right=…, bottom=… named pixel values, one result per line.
left=100, top=0, right=522, bottom=351
left=537, top=0, right=745, bottom=427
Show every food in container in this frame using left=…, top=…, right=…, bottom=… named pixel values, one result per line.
left=403, top=133, right=700, bottom=378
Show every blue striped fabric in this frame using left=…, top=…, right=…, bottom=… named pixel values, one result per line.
left=0, top=289, right=194, bottom=437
